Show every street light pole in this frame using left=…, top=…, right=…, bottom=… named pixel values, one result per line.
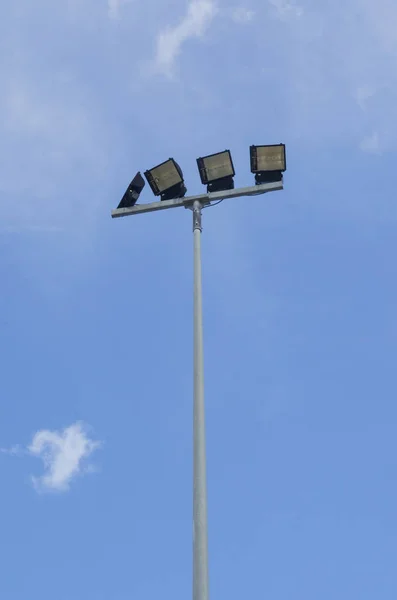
left=192, top=201, right=209, bottom=600
left=111, top=180, right=284, bottom=600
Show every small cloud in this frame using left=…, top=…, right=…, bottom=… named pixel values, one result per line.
left=268, top=0, right=303, bottom=20
left=0, top=445, right=24, bottom=456
left=231, top=6, right=255, bottom=23
left=28, top=422, right=101, bottom=493
left=107, top=0, right=133, bottom=20
left=360, top=131, right=381, bottom=154
left=152, top=0, right=218, bottom=78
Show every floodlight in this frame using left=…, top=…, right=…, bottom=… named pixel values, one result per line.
left=117, top=172, right=145, bottom=209
left=250, top=144, right=286, bottom=184
left=196, top=150, right=235, bottom=193
left=144, top=158, right=187, bottom=201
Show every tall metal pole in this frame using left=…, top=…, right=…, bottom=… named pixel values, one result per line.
left=192, top=200, right=209, bottom=600
left=111, top=179, right=284, bottom=600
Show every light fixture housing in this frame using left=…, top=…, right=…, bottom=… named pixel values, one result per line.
left=117, top=172, right=145, bottom=209
left=250, top=144, right=286, bottom=184
left=196, top=150, right=235, bottom=193
left=144, top=158, right=187, bottom=201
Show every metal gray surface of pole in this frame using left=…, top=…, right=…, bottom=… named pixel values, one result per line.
left=192, top=200, right=209, bottom=600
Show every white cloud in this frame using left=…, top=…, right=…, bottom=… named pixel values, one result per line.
left=28, top=422, right=101, bottom=493
left=153, top=0, right=218, bottom=77
left=231, top=6, right=255, bottom=23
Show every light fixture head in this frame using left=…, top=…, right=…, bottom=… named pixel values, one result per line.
left=250, top=144, right=286, bottom=184
left=196, top=150, right=235, bottom=193
left=144, top=158, right=187, bottom=201
left=117, top=172, right=145, bottom=209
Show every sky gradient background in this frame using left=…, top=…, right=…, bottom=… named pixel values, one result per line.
left=1, top=1, right=396, bottom=599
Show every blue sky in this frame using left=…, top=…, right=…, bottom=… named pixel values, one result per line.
left=1, top=0, right=396, bottom=598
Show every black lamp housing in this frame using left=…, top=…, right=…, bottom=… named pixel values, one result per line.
left=250, top=144, right=286, bottom=185
left=197, top=150, right=235, bottom=193
left=117, top=172, right=146, bottom=209
left=144, top=158, right=187, bottom=201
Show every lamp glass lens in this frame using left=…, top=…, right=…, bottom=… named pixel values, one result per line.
left=149, top=160, right=182, bottom=193
left=202, top=151, right=234, bottom=182
left=254, top=146, right=285, bottom=172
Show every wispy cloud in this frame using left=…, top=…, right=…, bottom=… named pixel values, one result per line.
left=152, top=0, right=218, bottom=78
left=356, top=85, right=377, bottom=112
left=268, top=0, right=303, bottom=20
left=0, top=66, right=108, bottom=232
left=257, top=0, right=397, bottom=150
left=27, top=422, right=101, bottom=493
left=231, top=6, right=255, bottom=23
left=0, top=445, right=24, bottom=457
left=107, top=0, right=134, bottom=20
left=360, top=131, right=381, bottom=154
